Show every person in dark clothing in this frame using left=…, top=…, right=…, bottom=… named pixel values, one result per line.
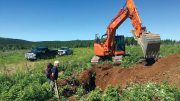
left=51, top=64, right=59, bottom=81
left=50, top=60, right=59, bottom=94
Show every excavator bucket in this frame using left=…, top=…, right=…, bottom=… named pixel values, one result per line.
left=137, top=32, right=161, bottom=60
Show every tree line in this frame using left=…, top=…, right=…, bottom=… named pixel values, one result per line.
left=0, top=37, right=179, bottom=51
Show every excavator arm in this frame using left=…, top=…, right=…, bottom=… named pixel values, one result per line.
left=105, top=0, right=160, bottom=59
left=105, top=6, right=128, bottom=52
left=126, top=0, right=144, bottom=37
left=127, top=0, right=160, bottom=59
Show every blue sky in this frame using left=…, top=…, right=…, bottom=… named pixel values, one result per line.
left=0, top=0, right=179, bottom=41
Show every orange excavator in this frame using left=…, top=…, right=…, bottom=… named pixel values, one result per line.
left=91, top=0, right=160, bottom=63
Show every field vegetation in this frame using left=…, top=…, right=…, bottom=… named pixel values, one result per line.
left=0, top=43, right=180, bottom=100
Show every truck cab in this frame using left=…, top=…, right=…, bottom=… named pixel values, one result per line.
left=25, top=46, right=57, bottom=60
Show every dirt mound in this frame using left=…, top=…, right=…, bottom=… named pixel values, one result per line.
left=94, top=53, right=180, bottom=90
left=57, top=53, right=180, bottom=98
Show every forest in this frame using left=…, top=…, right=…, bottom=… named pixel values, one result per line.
left=0, top=37, right=179, bottom=51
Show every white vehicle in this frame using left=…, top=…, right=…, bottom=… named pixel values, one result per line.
left=58, top=47, right=73, bottom=56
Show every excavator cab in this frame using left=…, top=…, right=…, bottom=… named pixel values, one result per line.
left=114, top=35, right=125, bottom=53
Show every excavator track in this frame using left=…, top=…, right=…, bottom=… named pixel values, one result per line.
left=91, top=56, right=122, bottom=64
left=136, top=32, right=161, bottom=60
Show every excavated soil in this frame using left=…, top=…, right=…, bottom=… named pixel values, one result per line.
left=57, top=53, right=180, bottom=97
left=94, top=53, right=180, bottom=90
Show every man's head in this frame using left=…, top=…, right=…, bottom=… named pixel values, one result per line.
left=54, top=60, right=59, bottom=67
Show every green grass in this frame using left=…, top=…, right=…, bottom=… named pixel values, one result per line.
left=121, top=82, right=180, bottom=101
left=0, top=45, right=179, bottom=74
left=0, top=48, right=93, bottom=75
left=121, top=44, right=180, bottom=67
left=0, top=47, right=94, bottom=100
left=160, top=44, right=180, bottom=57
left=0, top=44, right=179, bottom=68
left=0, top=45, right=179, bottom=100
left=0, top=50, right=27, bottom=64
left=79, top=83, right=180, bottom=101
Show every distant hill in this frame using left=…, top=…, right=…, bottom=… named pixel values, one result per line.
left=0, top=37, right=94, bottom=50
left=0, top=37, right=178, bottom=51
left=0, top=37, right=31, bottom=44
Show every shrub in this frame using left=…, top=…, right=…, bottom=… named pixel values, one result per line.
left=121, top=83, right=180, bottom=101
left=102, top=86, right=121, bottom=101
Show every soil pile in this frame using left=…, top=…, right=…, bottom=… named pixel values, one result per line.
left=57, top=53, right=180, bottom=97
left=94, top=53, right=180, bottom=90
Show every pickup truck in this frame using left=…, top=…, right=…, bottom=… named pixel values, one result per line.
left=25, top=47, right=57, bottom=60
left=57, top=47, right=73, bottom=56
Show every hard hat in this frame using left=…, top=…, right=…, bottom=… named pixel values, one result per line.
left=54, top=60, right=59, bottom=64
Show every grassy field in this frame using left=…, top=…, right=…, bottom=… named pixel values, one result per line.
left=0, top=45, right=180, bottom=100
left=0, top=50, right=26, bottom=64
left=0, top=48, right=93, bottom=75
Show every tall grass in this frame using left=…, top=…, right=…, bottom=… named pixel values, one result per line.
left=0, top=45, right=179, bottom=100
